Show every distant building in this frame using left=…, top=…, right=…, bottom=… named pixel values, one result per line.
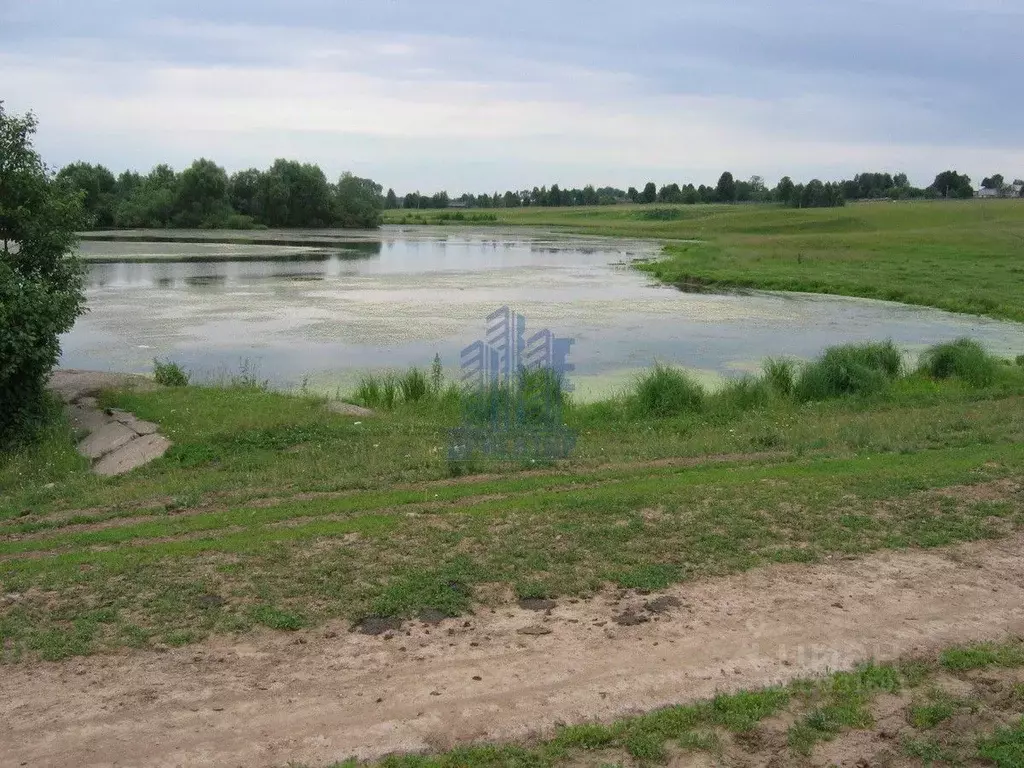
left=976, top=187, right=999, bottom=198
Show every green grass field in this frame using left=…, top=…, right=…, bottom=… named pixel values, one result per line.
left=384, top=199, right=1024, bottom=321
left=3, top=343, right=1024, bottom=661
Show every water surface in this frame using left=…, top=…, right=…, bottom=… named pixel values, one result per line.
left=64, top=230, right=1024, bottom=399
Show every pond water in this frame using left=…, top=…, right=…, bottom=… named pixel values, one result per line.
left=63, top=229, right=1024, bottom=400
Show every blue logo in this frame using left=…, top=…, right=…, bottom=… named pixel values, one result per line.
left=448, top=306, right=576, bottom=463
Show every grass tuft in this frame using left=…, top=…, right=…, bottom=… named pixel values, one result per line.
left=630, top=363, right=705, bottom=417
left=794, top=340, right=902, bottom=401
left=918, top=338, right=998, bottom=387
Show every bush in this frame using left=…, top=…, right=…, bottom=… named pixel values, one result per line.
left=794, top=341, right=902, bottom=402
left=631, top=363, right=705, bottom=417
left=1016, top=355, right=1024, bottom=368
left=1, top=105, right=86, bottom=446
left=153, top=359, right=190, bottom=387
left=918, top=338, right=997, bottom=387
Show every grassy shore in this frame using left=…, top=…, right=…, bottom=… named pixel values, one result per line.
left=2, top=342, right=1024, bottom=661
left=384, top=199, right=1024, bottom=321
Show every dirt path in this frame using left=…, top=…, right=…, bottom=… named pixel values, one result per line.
left=4, top=534, right=1024, bottom=768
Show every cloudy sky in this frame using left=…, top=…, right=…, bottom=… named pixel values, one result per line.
left=2, top=0, right=1020, bottom=193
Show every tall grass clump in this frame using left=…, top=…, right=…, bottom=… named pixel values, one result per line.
left=712, top=375, right=772, bottom=414
left=918, top=338, right=997, bottom=387
left=399, top=367, right=429, bottom=403
left=794, top=341, right=902, bottom=402
left=762, top=358, right=796, bottom=397
left=153, top=359, right=190, bottom=387
left=630, top=363, right=705, bottom=417
left=461, top=367, right=568, bottom=426
left=355, top=372, right=400, bottom=409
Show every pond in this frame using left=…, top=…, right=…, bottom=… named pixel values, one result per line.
left=63, top=228, right=1024, bottom=400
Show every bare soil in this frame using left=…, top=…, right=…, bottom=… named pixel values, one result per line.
left=4, top=533, right=1024, bottom=768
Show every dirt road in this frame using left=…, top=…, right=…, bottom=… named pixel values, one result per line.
left=4, top=534, right=1024, bottom=768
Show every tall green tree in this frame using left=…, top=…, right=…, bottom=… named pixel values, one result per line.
left=715, top=171, right=736, bottom=202
left=334, top=173, right=383, bottom=228
left=981, top=174, right=1004, bottom=190
left=774, top=176, right=796, bottom=204
left=173, top=158, right=232, bottom=227
left=931, top=170, right=973, bottom=199
left=641, top=182, right=657, bottom=204
left=55, top=162, right=116, bottom=228
left=0, top=104, right=86, bottom=442
left=384, top=188, right=398, bottom=209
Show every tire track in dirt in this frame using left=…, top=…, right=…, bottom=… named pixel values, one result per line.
left=4, top=532, right=1024, bottom=768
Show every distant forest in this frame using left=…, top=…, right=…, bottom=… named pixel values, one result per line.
left=56, top=159, right=1021, bottom=230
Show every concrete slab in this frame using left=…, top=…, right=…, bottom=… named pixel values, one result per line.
left=77, top=422, right=138, bottom=460
left=326, top=401, right=376, bottom=418
left=93, top=435, right=172, bottom=477
left=49, top=370, right=158, bottom=404
left=66, top=405, right=111, bottom=434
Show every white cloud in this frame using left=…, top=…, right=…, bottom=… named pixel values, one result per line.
left=2, top=20, right=1020, bottom=191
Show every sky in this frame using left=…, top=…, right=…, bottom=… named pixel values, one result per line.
left=2, top=0, right=1021, bottom=193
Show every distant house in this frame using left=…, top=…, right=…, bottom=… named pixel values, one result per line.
left=447, top=200, right=469, bottom=209
left=1013, top=181, right=1024, bottom=197
left=976, top=187, right=999, bottom=198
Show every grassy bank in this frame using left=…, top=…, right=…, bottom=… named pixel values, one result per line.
left=2, top=341, right=1024, bottom=660
left=324, top=638, right=1024, bottom=767
left=384, top=199, right=1024, bottom=321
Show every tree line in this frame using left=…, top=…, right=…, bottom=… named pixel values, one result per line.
left=56, top=159, right=385, bottom=230
left=388, top=170, right=1023, bottom=212
left=57, top=157, right=1023, bottom=230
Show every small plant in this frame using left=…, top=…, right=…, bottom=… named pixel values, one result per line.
left=229, top=358, right=269, bottom=391
left=918, top=338, right=998, bottom=387
left=1016, top=354, right=1024, bottom=367
left=430, top=353, right=444, bottom=393
left=631, top=363, right=705, bottom=417
left=153, top=359, right=190, bottom=387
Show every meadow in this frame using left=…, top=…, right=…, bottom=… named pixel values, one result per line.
left=3, top=340, right=1024, bottom=662
left=384, top=199, right=1024, bottom=321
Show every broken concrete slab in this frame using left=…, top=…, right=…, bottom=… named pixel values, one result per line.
left=92, top=434, right=172, bottom=477
left=107, top=410, right=159, bottom=435
left=77, top=422, right=138, bottom=460
left=49, top=369, right=159, bottom=404
left=326, top=401, right=376, bottom=418
left=66, top=404, right=111, bottom=434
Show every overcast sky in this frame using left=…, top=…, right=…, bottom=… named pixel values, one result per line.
left=2, top=0, right=1020, bottom=193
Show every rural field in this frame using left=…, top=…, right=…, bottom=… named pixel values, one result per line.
left=3, top=200, right=1024, bottom=767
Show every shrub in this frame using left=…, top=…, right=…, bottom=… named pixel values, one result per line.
left=1, top=105, right=86, bottom=445
left=794, top=341, right=902, bottom=402
left=631, top=363, right=705, bottom=417
left=1016, top=354, right=1024, bottom=368
left=153, top=359, right=190, bottom=387
left=918, top=338, right=997, bottom=387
